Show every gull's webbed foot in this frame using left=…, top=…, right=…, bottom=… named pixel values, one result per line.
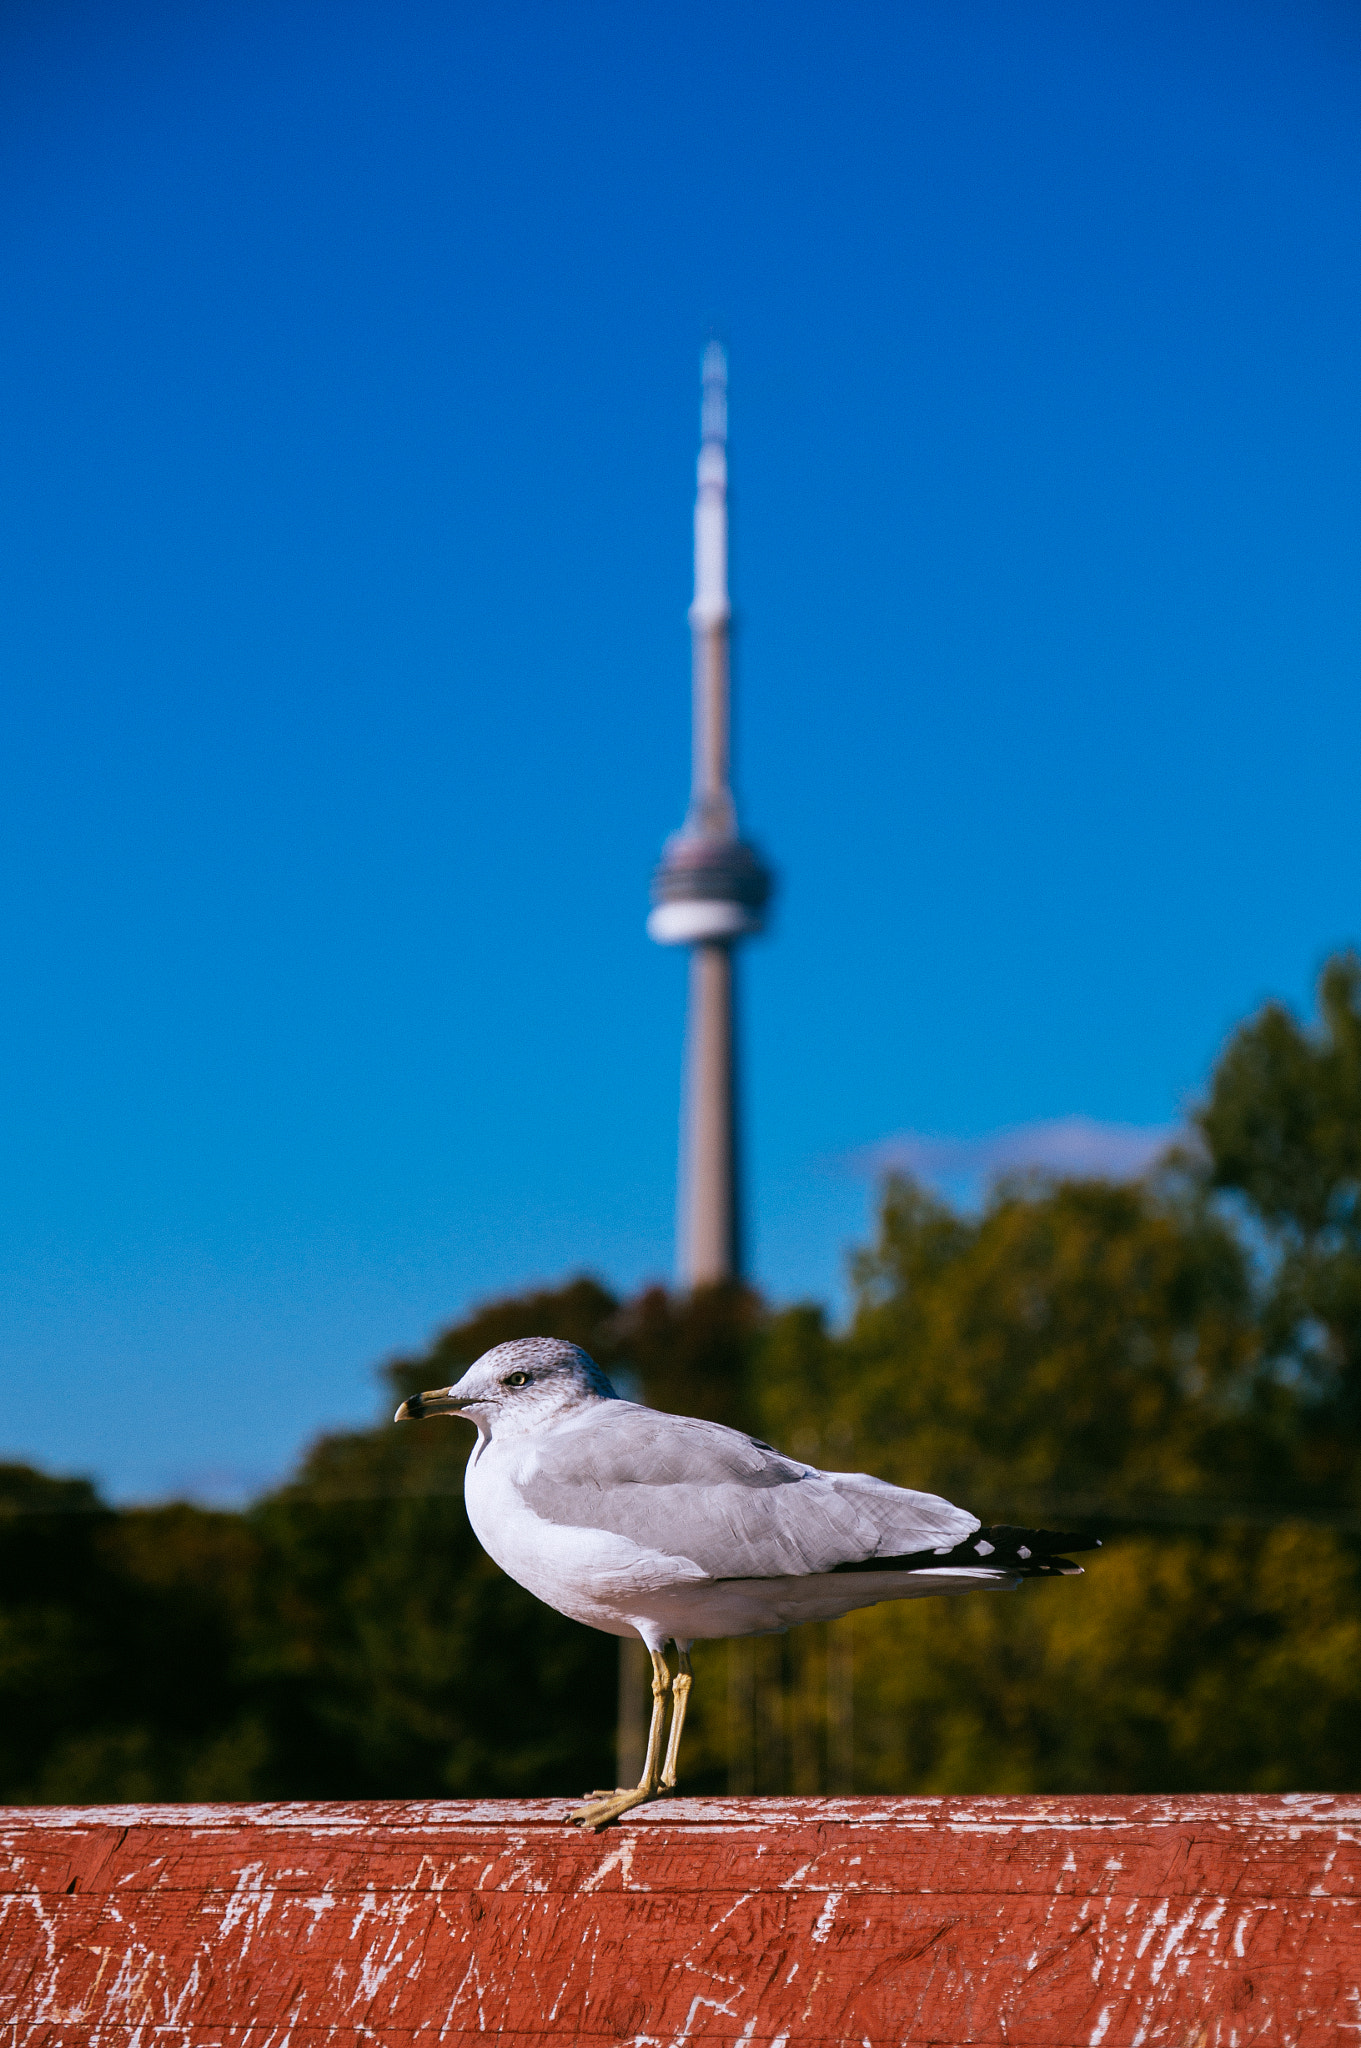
left=570, top=1785, right=661, bottom=1831
left=570, top=1643, right=674, bottom=1831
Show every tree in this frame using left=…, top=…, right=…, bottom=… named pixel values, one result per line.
left=0, top=1465, right=262, bottom=1801
left=1198, top=951, right=1361, bottom=1502
left=837, top=1171, right=1269, bottom=1511
left=738, top=1154, right=1361, bottom=1796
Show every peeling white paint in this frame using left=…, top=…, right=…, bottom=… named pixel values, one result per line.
left=810, top=1892, right=841, bottom=1943
left=1149, top=1901, right=1200, bottom=1983
left=1133, top=1896, right=1169, bottom=1961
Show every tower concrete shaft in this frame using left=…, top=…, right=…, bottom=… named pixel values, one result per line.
left=681, top=940, right=739, bottom=1285
left=648, top=344, right=771, bottom=1289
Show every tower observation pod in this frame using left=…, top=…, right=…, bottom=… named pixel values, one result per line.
left=648, top=344, right=773, bottom=1287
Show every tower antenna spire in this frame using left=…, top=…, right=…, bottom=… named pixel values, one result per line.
left=648, top=344, right=773, bottom=1287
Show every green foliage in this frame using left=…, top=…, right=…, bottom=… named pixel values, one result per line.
left=717, top=1148, right=1361, bottom=1799
left=831, top=1174, right=1262, bottom=1508
left=1198, top=950, right=1361, bottom=1490
left=848, top=1525, right=1361, bottom=1796
left=0, top=1468, right=263, bottom=1802
left=242, top=1431, right=617, bottom=1798
left=3, top=954, right=1361, bottom=1803
left=1200, top=952, right=1361, bottom=1239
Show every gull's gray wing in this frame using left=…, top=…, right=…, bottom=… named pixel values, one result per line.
left=515, top=1402, right=976, bottom=1579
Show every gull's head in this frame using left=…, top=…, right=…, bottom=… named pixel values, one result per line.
left=394, top=1337, right=617, bottom=1440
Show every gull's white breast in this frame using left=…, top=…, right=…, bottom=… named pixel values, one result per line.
left=463, top=1432, right=707, bottom=1639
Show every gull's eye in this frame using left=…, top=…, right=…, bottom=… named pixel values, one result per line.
left=502, top=1371, right=530, bottom=1388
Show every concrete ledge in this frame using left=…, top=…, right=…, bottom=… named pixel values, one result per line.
left=0, top=1794, right=1356, bottom=2043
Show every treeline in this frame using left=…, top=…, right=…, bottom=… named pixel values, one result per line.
left=4, top=957, right=1361, bottom=1803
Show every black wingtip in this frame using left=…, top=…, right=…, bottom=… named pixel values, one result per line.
left=983, top=1525, right=1102, bottom=1556
left=831, top=1522, right=1102, bottom=1580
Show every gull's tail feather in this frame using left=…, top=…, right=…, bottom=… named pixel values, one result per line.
left=833, top=1524, right=1101, bottom=1580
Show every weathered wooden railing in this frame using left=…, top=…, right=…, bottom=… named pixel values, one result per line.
left=0, top=1794, right=1355, bottom=2042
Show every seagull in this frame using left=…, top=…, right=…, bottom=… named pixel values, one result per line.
left=396, top=1336, right=1098, bottom=1830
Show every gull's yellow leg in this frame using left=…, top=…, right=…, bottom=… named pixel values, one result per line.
left=659, top=1647, right=692, bottom=1791
left=571, top=1648, right=671, bottom=1831
left=639, top=1646, right=671, bottom=1788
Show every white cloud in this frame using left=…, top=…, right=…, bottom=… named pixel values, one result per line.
left=849, top=1115, right=1185, bottom=1196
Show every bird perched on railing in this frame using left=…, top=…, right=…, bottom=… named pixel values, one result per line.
left=397, top=1336, right=1099, bottom=1830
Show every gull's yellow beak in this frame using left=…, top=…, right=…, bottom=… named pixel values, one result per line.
left=394, top=1387, right=471, bottom=1422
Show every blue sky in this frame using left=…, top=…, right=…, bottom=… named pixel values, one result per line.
left=3, top=0, right=1360, bottom=1501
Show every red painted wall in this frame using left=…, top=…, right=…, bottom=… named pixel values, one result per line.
left=0, top=1794, right=1355, bottom=2044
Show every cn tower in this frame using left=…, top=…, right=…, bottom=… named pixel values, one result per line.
left=648, top=344, right=772, bottom=1286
